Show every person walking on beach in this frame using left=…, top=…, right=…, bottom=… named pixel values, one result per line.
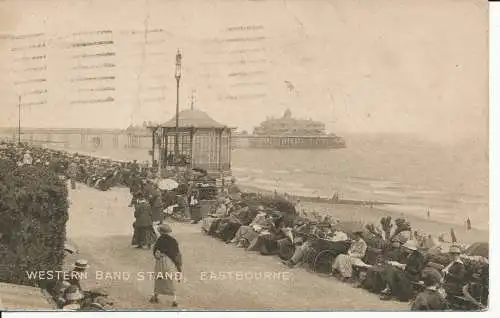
left=149, top=223, right=183, bottom=307
left=466, top=217, right=472, bottom=231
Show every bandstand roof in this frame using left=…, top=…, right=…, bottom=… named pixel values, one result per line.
left=160, top=109, right=228, bottom=129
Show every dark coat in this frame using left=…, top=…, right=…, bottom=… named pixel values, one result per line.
left=443, top=261, right=466, bottom=296
left=150, top=195, right=164, bottom=222
left=154, top=234, right=182, bottom=272
left=411, top=289, right=448, bottom=311
left=383, top=250, right=426, bottom=301
left=134, top=200, right=153, bottom=227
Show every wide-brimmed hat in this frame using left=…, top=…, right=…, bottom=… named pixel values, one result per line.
left=402, top=240, right=418, bottom=251
left=157, top=223, right=172, bottom=235
left=74, top=259, right=89, bottom=270
left=449, top=245, right=462, bottom=254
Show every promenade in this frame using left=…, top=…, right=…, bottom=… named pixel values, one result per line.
left=66, top=184, right=407, bottom=310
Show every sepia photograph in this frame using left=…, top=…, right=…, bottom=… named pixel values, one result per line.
left=0, top=0, right=490, bottom=312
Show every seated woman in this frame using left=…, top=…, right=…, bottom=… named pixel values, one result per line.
left=362, top=237, right=407, bottom=292
left=230, top=210, right=270, bottom=247
left=441, top=244, right=466, bottom=298
left=218, top=204, right=256, bottom=242
left=379, top=240, right=426, bottom=301
left=331, top=230, right=368, bottom=282
left=277, top=220, right=308, bottom=260
left=201, top=199, right=229, bottom=234
left=246, top=212, right=283, bottom=253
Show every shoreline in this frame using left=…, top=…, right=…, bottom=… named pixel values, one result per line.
left=45, top=145, right=489, bottom=244
left=238, top=184, right=489, bottom=245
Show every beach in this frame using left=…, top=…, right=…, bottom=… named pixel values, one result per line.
left=239, top=184, right=488, bottom=246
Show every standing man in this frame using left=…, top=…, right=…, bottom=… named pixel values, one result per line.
left=67, top=159, right=79, bottom=190
left=133, top=192, right=157, bottom=249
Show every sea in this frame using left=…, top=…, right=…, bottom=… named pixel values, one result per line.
left=68, top=133, right=489, bottom=231
left=230, top=134, right=489, bottom=231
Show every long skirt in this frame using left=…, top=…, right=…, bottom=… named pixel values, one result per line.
left=132, top=225, right=157, bottom=247
left=232, top=226, right=258, bottom=244
left=247, top=233, right=276, bottom=253
left=332, top=254, right=366, bottom=278
left=190, top=206, right=202, bottom=222
left=154, top=255, right=177, bottom=296
left=382, top=265, right=416, bottom=301
left=221, top=222, right=242, bottom=242
left=363, top=265, right=387, bottom=293
left=201, top=217, right=219, bottom=234
left=277, top=238, right=295, bottom=260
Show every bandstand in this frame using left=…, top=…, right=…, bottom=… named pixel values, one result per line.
left=149, top=109, right=232, bottom=177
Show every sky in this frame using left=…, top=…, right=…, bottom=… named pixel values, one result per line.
left=0, top=0, right=488, bottom=144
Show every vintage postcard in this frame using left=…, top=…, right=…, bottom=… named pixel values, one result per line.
left=0, top=0, right=489, bottom=312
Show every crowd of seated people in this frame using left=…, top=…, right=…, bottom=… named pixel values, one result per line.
left=2, top=142, right=487, bottom=311
left=201, top=188, right=489, bottom=311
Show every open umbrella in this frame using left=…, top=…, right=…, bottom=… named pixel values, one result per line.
left=156, top=178, right=179, bottom=191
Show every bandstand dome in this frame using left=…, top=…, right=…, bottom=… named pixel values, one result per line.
left=162, top=109, right=227, bottom=129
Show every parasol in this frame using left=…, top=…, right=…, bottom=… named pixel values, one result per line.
left=156, top=178, right=179, bottom=191
left=464, top=242, right=489, bottom=258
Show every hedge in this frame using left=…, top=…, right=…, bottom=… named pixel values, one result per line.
left=0, top=159, right=69, bottom=292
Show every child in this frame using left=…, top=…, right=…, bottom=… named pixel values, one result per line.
left=411, top=268, right=447, bottom=311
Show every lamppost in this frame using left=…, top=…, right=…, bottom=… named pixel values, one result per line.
left=174, top=50, right=182, bottom=175
left=17, top=95, right=21, bottom=145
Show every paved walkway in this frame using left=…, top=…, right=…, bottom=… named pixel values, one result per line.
left=66, top=184, right=408, bottom=310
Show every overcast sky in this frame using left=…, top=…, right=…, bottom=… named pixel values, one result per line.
left=0, top=0, right=488, bottom=144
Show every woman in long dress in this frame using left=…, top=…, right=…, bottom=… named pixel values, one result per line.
left=133, top=192, right=157, bottom=249
left=149, top=223, right=183, bottom=307
left=331, top=230, right=368, bottom=281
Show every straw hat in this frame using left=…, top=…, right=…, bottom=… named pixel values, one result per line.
left=403, top=240, right=418, bottom=251
left=74, top=259, right=89, bottom=270
left=157, top=223, right=172, bottom=235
